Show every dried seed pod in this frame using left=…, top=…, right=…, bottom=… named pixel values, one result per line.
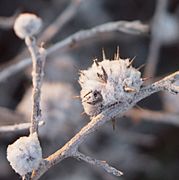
left=7, top=133, right=42, bottom=176
left=79, top=50, right=143, bottom=117
left=14, top=13, right=42, bottom=39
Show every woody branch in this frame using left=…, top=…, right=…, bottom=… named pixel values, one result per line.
left=31, top=71, right=179, bottom=180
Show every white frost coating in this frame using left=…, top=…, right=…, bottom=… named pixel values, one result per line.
left=14, top=13, right=42, bottom=39
left=79, top=51, right=143, bottom=116
left=7, top=133, right=42, bottom=176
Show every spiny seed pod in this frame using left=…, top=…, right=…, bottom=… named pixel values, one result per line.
left=14, top=13, right=42, bottom=39
left=7, top=133, right=42, bottom=176
left=79, top=49, right=143, bottom=117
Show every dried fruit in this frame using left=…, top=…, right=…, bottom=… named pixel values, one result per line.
left=79, top=50, right=143, bottom=117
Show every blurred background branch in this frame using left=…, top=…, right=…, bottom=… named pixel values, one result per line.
left=0, top=0, right=179, bottom=179
left=0, top=20, right=148, bottom=83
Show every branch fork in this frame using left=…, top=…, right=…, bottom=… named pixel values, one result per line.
left=30, top=71, right=179, bottom=180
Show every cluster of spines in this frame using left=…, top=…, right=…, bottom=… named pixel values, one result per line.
left=79, top=48, right=149, bottom=118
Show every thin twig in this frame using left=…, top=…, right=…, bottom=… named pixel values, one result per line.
left=74, top=151, right=123, bottom=176
left=126, top=108, right=179, bottom=127
left=0, top=20, right=149, bottom=83
left=0, top=123, right=31, bottom=133
left=80, top=143, right=160, bottom=176
left=25, top=37, right=46, bottom=134
left=47, top=20, right=149, bottom=54
left=31, top=71, right=179, bottom=180
left=0, top=121, right=44, bottom=133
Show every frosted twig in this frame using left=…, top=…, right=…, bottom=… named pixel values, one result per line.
left=0, top=20, right=149, bottom=83
left=126, top=108, right=179, bottom=127
left=0, top=123, right=30, bottom=133
left=31, top=71, right=179, bottom=180
left=22, top=36, right=46, bottom=179
left=47, top=20, right=149, bottom=54
left=0, top=121, right=44, bottom=133
left=7, top=13, right=43, bottom=180
left=13, top=12, right=44, bottom=135
left=25, top=37, right=46, bottom=134
left=39, top=0, right=83, bottom=42
left=74, top=151, right=123, bottom=176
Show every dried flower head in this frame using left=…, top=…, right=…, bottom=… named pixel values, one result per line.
left=79, top=49, right=143, bottom=117
left=7, top=133, right=42, bottom=176
left=14, top=13, right=42, bottom=39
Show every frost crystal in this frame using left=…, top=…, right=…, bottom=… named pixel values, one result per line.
left=79, top=50, right=143, bottom=117
left=14, top=13, right=42, bottom=39
left=7, top=133, right=42, bottom=176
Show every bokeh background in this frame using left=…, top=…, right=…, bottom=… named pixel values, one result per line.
left=0, top=0, right=179, bottom=180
